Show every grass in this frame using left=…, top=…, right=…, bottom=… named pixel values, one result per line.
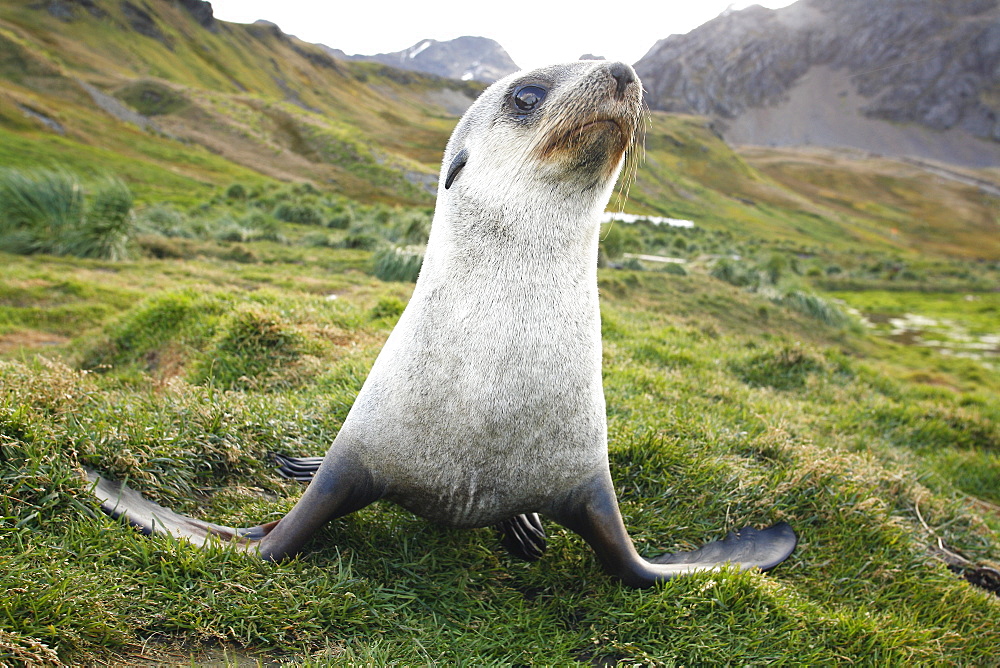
left=0, top=168, right=136, bottom=260
left=0, top=218, right=998, bottom=663
left=373, top=246, right=424, bottom=282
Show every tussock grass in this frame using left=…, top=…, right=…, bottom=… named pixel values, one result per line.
left=373, top=246, right=424, bottom=283
left=0, top=168, right=134, bottom=260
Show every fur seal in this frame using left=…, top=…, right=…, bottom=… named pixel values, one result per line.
left=86, top=60, right=796, bottom=588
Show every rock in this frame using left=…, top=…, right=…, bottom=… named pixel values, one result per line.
left=43, top=0, right=106, bottom=21
left=177, top=0, right=216, bottom=32
left=120, top=1, right=169, bottom=47
left=634, top=0, right=1000, bottom=165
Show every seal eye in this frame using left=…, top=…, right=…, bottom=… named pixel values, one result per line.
left=512, top=85, right=547, bottom=113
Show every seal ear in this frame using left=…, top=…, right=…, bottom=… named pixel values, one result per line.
left=444, top=148, right=469, bottom=190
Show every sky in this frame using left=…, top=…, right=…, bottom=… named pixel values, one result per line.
left=207, top=0, right=798, bottom=72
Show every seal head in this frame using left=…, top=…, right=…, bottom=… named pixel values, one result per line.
left=442, top=60, right=642, bottom=211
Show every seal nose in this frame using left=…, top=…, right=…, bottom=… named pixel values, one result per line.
left=607, top=62, right=637, bottom=98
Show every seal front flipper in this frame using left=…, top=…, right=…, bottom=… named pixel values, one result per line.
left=550, top=470, right=797, bottom=589
left=496, top=513, right=547, bottom=561
left=85, top=468, right=259, bottom=546
left=649, top=522, right=797, bottom=572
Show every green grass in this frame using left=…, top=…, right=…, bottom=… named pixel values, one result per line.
left=0, top=228, right=997, bottom=664
left=373, top=246, right=424, bottom=282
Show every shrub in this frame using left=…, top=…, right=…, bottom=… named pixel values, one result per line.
left=137, top=204, right=191, bottom=238
left=764, top=253, right=787, bottom=284
left=214, top=219, right=250, bottom=243
left=393, top=209, right=431, bottom=245
left=327, top=211, right=353, bottom=229
left=68, top=177, right=134, bottom=261
left=225, top=183, right=248, bottom=200
left=710, top=257, right=757, bottom=287
left=273, top=202, right=323, bottom=225
left=778, top=290, right=853, bottom=328
left=374, top=246, right=424, bottom=282
left=599, top=223, right=642, bottom=260
left=340, top=232, right=380, bottom=250
left=0, top=168, right=83, bottom=254
left=241, top=211, right=284, bottom=242
left=660, top=262, right=687, bottom=276
left=0, top=169, right=135, bottom=260
left=190, top=307, right=312, bottom=390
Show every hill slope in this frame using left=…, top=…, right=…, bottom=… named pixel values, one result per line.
left=0, top=0, right=483, bottom=203
left=0, top=0, right=997, bottom=262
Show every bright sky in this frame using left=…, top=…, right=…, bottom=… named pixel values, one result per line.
left=207, top=1, right=798, bottom=72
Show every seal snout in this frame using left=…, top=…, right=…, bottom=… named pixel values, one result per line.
left=607, top=62, right=638, bottom=99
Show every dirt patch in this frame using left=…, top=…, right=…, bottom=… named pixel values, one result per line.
left=0, top=331, right=70, bottom=354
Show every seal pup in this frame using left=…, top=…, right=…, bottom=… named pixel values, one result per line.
left=87, top=60, right=796, bottom=588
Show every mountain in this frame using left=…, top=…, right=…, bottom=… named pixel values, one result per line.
left=635, top=0, right=1000, bottom=168
left=0, top=0, right=488, bottom=204
left=328, top=36, right=519, bottom=83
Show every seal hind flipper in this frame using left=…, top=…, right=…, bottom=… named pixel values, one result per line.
left=85, top=452, right=383, bottom=561
left=274, top=453, right=324, bottom=481
left=496, top=513, right=547, bottom=561
left=275, top=453, right=549, bottom=561
left=648, top=522, right=797, bottom=572
left=85, top=468, right=257, bottom=546
left=551, top=470, right=797, bottom=589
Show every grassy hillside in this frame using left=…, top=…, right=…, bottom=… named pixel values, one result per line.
left=629, top=115, right=1000, bottom=262
left=0, top=0, right=998, bottom=664
left=2, top=0, right=998, bottom=263
left=0, top=214, right=997, bottom=664
left=0, top=0, right=479, bottom=205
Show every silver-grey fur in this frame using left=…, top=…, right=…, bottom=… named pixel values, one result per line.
left=352, top=60, right=640, bottom=526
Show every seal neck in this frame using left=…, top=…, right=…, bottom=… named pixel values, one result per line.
left=423, top=194, right=604, bottom=287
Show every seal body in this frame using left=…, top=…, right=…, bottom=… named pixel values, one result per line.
left=337, top=61, right=637, bottom=526
left=87, top=61, right=797, bottom=588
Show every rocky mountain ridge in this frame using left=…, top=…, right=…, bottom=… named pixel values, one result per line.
left=324, top=36, right=519, bottom=84
left=635, top=0, right=1000, bottom=167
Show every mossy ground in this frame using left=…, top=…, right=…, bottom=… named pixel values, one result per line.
left=1, top=205, right=997, bottom=664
